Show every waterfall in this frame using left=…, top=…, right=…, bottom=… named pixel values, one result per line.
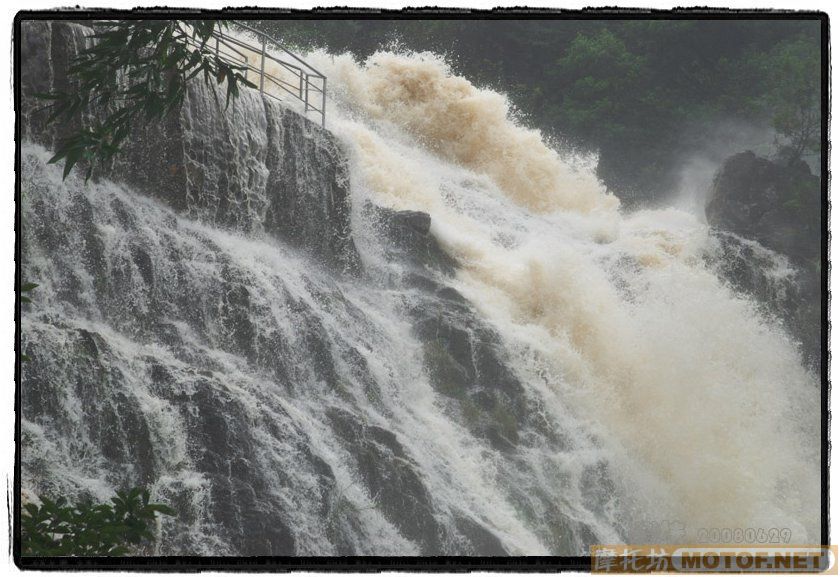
left=20, top=23, right=819, bottom=556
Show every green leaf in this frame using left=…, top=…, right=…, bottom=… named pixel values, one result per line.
left=21, top=487, right=176, bottom=557
left=39, top=19, right=255, bottom=184
left=148, top=504, right=176, bottom=516
left=62, top=158, right=77, bottom=180
left=47, top=151, right=66, bottom=165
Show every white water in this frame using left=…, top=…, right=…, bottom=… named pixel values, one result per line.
left=302, top=49, right=820, bottom=543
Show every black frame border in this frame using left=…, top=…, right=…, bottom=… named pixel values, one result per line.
left=12, top=6, right=831, bottom=572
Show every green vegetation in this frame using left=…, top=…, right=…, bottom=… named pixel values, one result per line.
left=750, top=36, right=821, bottom=157
left=21, top=487, right=175, bottom=556
left=25, top=19, right=200, bottom=547
left=19, top=277, right=172, bottom=557
left=20, top=282, right=38, bottom=305
left=38, top=20, right=255, bottom=181
left=254, top=18, right=821, bottom=203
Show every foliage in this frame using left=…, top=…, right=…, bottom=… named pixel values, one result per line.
left=759, top=37, right=821, bottom=156
left=20, top=282, right=38, bottom=305
left=38, top=20, right=256, bottom=181
left=551, top=29, right=649, bottom=145
left=21, top=487, right=175, bottom=556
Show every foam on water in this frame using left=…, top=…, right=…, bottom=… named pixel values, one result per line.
left=306, top=48, right=820, bottom=543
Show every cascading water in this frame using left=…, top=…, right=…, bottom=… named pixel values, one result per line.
left=20, top=23, right=819, bottom=556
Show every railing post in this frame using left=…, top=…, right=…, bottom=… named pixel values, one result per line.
left=259, top=37, right=266, bottom=94
left=215, top=37, right=219, bottom=58
left=225, top=23, right=327, bottom=127
left=299, top=70, right=304, bottom=102
left=321, top=77, right=326, bottom=128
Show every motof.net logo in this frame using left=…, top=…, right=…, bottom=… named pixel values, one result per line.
left=591, top=545, right=837, bottom=573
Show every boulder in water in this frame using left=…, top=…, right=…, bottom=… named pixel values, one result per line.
left=706, top=150, right=820, bottom=266
left=706, top=150, right=822, bottom=367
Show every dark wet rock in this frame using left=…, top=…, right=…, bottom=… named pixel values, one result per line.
left=357, top=201, right=535, bottom=454
left=262, top=103, right=361, bottom=274
left=131, top=245, right=155, bottom=287
left=710, top=230, right=822, bottom=368
left=706, top=151, right=822, bottom=366
left=184, top=381, right=298, bottom=555
left=21, top=267, right=343, bottom=556
left=19, top=21, right=55, bottom=142
left=362, top=204, right=531, bottom=450
left=706, top=151, right=820, bottom=265
left=360, top=205, right=528, bottom=451
left=506, top=480, right=605, bottom=555
left=20, top=21, right=361, bottom=276
left=19, top=19, right=610, bottom=556
left=366, top=204, right=457, bottom=275
left=453, top=516, right=508, bottom=556
left=218, top=275, right=257, bottom=359
left=20, top=21, right=90, bottom=149
left=404, top=271, right=529, bottom=453
left=22, top=326, right=157, bottom=486
left=391, top=210, right=431, bottom=235
left=326, top=408, right=442, bottom=554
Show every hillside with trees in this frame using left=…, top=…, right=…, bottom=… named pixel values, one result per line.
left=253, top=18, right=821, bottom=205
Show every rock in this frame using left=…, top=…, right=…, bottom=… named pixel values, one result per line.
left=184, top=381, right=299, bottom=555
left=706, top=151, right=820, bottom=266
left=19, top=21, right=361, bottom=276
left=366, top=204, right=456, bottom=275
left=453, top=516, right=507, bottom=556
left=261, top=103, right=361, bottom=274
left=20, top=21, right=90, bottom=149
left=19, top=19, right=609, bottom=556
left=326, top=408, right=443, bottom=554
left=405, top=272, right=529, bottom=453
left=706, top=151, right=822, bottom=367
left=391, top=210, right=431, bottom=235
left=361, top=201, right=533, bottom=453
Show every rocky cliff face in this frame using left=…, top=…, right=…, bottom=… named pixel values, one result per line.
left=20, top=21, right=360, bottom=274
left=19, top=21, right=610, bottom=556
left=706, top=151, right=822, bottom=367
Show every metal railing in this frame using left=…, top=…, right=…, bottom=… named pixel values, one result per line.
left=193, top=22, right=327, bottom=128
